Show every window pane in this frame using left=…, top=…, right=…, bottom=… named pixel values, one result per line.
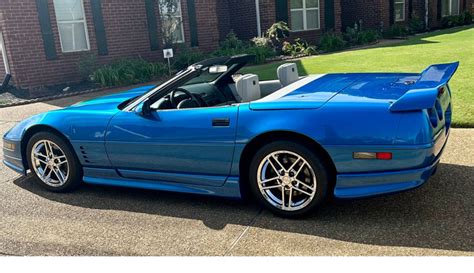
left=441, top=0, right=449, bottom=16
left=53, top=0, right=85, bottom=21
left=291, top=0, right=303, bottom=9
left=306, top=0, right=319, bottom=8
left=291, top=10, right=304, bottom=30
left=58, top=22, right=88, bottom=51
left=306, top=9, right=320, bottom=29
left=159, top=0, right=181, bottom=16
left=452, top=0, right=460, bottom=15
left=163, top=17, right=184, bottom=42
left=73, top=22, right=88, bottom=50
left=394, top=3, right=404, bottom=21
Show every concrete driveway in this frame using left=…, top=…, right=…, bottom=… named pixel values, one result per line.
left=0, top=90, right=473, bottom=256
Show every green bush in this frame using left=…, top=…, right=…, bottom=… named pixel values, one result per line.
left=77, top=52, right=98, bottom=81
left=344, top=26, right=379, bottom=46
left=384, top=24, right=409, bottom=38
left=173, top=46, right=207, bottom=70
left=212, top=32, right=274, bottom=65
left=319, top=32, right=345, bottom=52
left=91, top=58, right=167, bottom=88
left=408, top=14, right=425, bottom=34
left=282, top=38, right=317, bottom=57
left=462, top=10, right=473, bottom=25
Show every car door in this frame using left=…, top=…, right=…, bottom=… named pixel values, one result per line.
left=105, top=105, right=239, bottom=187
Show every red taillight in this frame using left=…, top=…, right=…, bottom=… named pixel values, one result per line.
left=376, top=152, right=392, bottom=160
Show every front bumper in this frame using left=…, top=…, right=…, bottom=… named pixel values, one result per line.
left=333, top=129, right=449, bottom=199
left=3, top=138, right=26, bottom=175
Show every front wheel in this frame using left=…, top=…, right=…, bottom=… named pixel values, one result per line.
left=26, top=132, right=83, bottom=192
left=249, top=141, right=329, bottom=218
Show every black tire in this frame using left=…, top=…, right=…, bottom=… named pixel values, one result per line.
left=26, top=131, right=83, bottom=192
left=249, top=141, right=329, bottom=218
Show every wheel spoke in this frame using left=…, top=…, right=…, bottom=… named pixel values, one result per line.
left=53, top=168, right=66, bottom=184
left=45, top=141, right=54, bottom=157
left=272, top=154, right=287, bottom=172
left=260, top=176, right=279, bottom=184
left=55, top=155, right=67, bottom=165
left=287, top=187, right=293, bottom=209
left=261, top=184, right=282, bottom=190
left=292, top=186, right=312, bottom=197
left=295, top=178, right=315, bottom=191
left=288, top=157, right=302, bottom=173
left=267, top=158, right=280, bottom=175
left=42, top=166, right=52, bottom=180
left=281, top=187, right=285, bottom=208
left=34, top=152, right=48, bottom=160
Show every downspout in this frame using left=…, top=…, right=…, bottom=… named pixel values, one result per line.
left=255, top=0, right=262, bottom=37
left=0, top=32, right=10, bottom=75
left=0, top=31, right=12, bottom=91
left=425, top=0, right=429, bottom=30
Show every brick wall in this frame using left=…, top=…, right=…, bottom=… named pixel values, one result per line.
left=0, top=0, right=223, bottom=90
left=228, top=0, right=258, bottom=40
left=342, top=0, right=410, bottom=30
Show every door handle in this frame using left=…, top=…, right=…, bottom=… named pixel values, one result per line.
left=212, top=118, right=230, bottom=127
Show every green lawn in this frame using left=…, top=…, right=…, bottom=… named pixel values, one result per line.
left=243, top=26, right=474, bottom=127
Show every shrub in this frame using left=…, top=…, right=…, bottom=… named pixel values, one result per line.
left=441, top=15, right=463, bottom=28
left=282, top=39, right=317, bottom=57
left=173, top=46, right=207, bottom=70
left=461, top=10, right=473, bottom=25
left=344, top=26, right=379, bottom=46
left=91, top=58, right=167, bottom=88
left=408, top=14, right=425, bottom=34
left=384, top=24, right=409, bottom=38
left=212, top=32, right=274, bottom=65
left=77, top=52, right=98, bottom=81
left=319, top=32, right=345, bottom=52
left=265, top=21, right=290, bottom=53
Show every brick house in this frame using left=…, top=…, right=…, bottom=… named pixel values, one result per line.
left=0, top=0, right=342, bottom=91
left=341, top=0, right=473, bottom=30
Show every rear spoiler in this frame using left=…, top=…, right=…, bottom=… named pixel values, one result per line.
left=390, top=62, right=459, bottom=112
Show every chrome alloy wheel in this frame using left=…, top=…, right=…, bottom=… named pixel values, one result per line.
left=257, top=150, right=317, bottom=211
left=30, top=140, right=69, bottom=187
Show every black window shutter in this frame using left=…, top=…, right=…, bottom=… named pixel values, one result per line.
left=437, top=0, right=442, bottom=19
left=389, top=0, right=395, bottom=25
left=408, top=0, right=413, bottom=18
left=145, top=0, right=159, bottom=51
left=325, top=0, right=335, bottom=30
left=91, top=0, right=108, bottom=56
left=187, top=0, right=199, bottom=47
left=275, top=0, right=289, bottom=22
left=35, top=0, right=57, bottom=60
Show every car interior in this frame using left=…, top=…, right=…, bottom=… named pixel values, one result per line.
left=151, top=60, right=302, bottom=110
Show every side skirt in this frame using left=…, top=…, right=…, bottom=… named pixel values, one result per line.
left=82, top=167, right=242, bottom=199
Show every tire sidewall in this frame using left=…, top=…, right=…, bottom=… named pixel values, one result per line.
left=249, top=141, right=329, bottom=218
left=26, top=132, right=82, bottom=192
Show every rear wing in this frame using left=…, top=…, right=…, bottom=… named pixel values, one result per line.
left=390, top=62, right=459, bottom=112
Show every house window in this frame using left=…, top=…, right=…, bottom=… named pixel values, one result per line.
left=394, top=0, right=406, bottom=22
left=290, top=0, right=320, bottom=31
left=442, top=0, right=460, bottom=16
left=53, top=0, right=90, bottom=52
left=159, top=0, right=185, bottom=43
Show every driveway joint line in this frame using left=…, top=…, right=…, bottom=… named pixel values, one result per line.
left=223, top=208, right=263, bottom=256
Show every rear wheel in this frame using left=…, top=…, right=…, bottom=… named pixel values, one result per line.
left=26, top=132, right=83, bottom=192
left=249, top=141, right=329, bottom=218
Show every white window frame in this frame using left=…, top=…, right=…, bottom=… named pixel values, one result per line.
left=394, top=0, right=406, bottom=22
left=53, top=0, right=91, bottom=53
left=159, top=0, right=185, bottom=44
left=290, top=0, right=321, bottom=32
left=442, top=0, right=461, bottom=17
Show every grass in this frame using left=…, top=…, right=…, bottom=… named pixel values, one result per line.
left=242, top=26, right=474, bottom=127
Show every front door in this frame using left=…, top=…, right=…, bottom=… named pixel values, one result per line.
left=105, top=105, right=239, bottom=187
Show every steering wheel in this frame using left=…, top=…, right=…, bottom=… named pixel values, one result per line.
left=170, top=88, right=202, bottom=109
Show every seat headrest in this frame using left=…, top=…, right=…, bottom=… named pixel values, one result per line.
left=235, top=74, right=261, bottom=103
left=277, top=63, right=299, bottom=86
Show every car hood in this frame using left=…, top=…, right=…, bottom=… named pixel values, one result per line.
left=66, top=85, right=153, bottom=112
left=250, top=73, right=418, bottom=110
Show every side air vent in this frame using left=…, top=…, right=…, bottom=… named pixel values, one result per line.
left=79, top=146, right=91, bottom=164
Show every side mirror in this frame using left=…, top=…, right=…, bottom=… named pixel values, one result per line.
left=136, top=98, right=152, bottom=116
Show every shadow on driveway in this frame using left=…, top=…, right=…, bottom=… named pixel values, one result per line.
left=13, top=163, right=473, bottom=253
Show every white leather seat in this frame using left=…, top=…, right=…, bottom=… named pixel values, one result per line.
left=277, top=63, right=299, bottom=86
left=235, top=74, right=261, bottom=102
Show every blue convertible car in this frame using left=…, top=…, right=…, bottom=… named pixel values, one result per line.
left=3, top=55, right=458, bottom=217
